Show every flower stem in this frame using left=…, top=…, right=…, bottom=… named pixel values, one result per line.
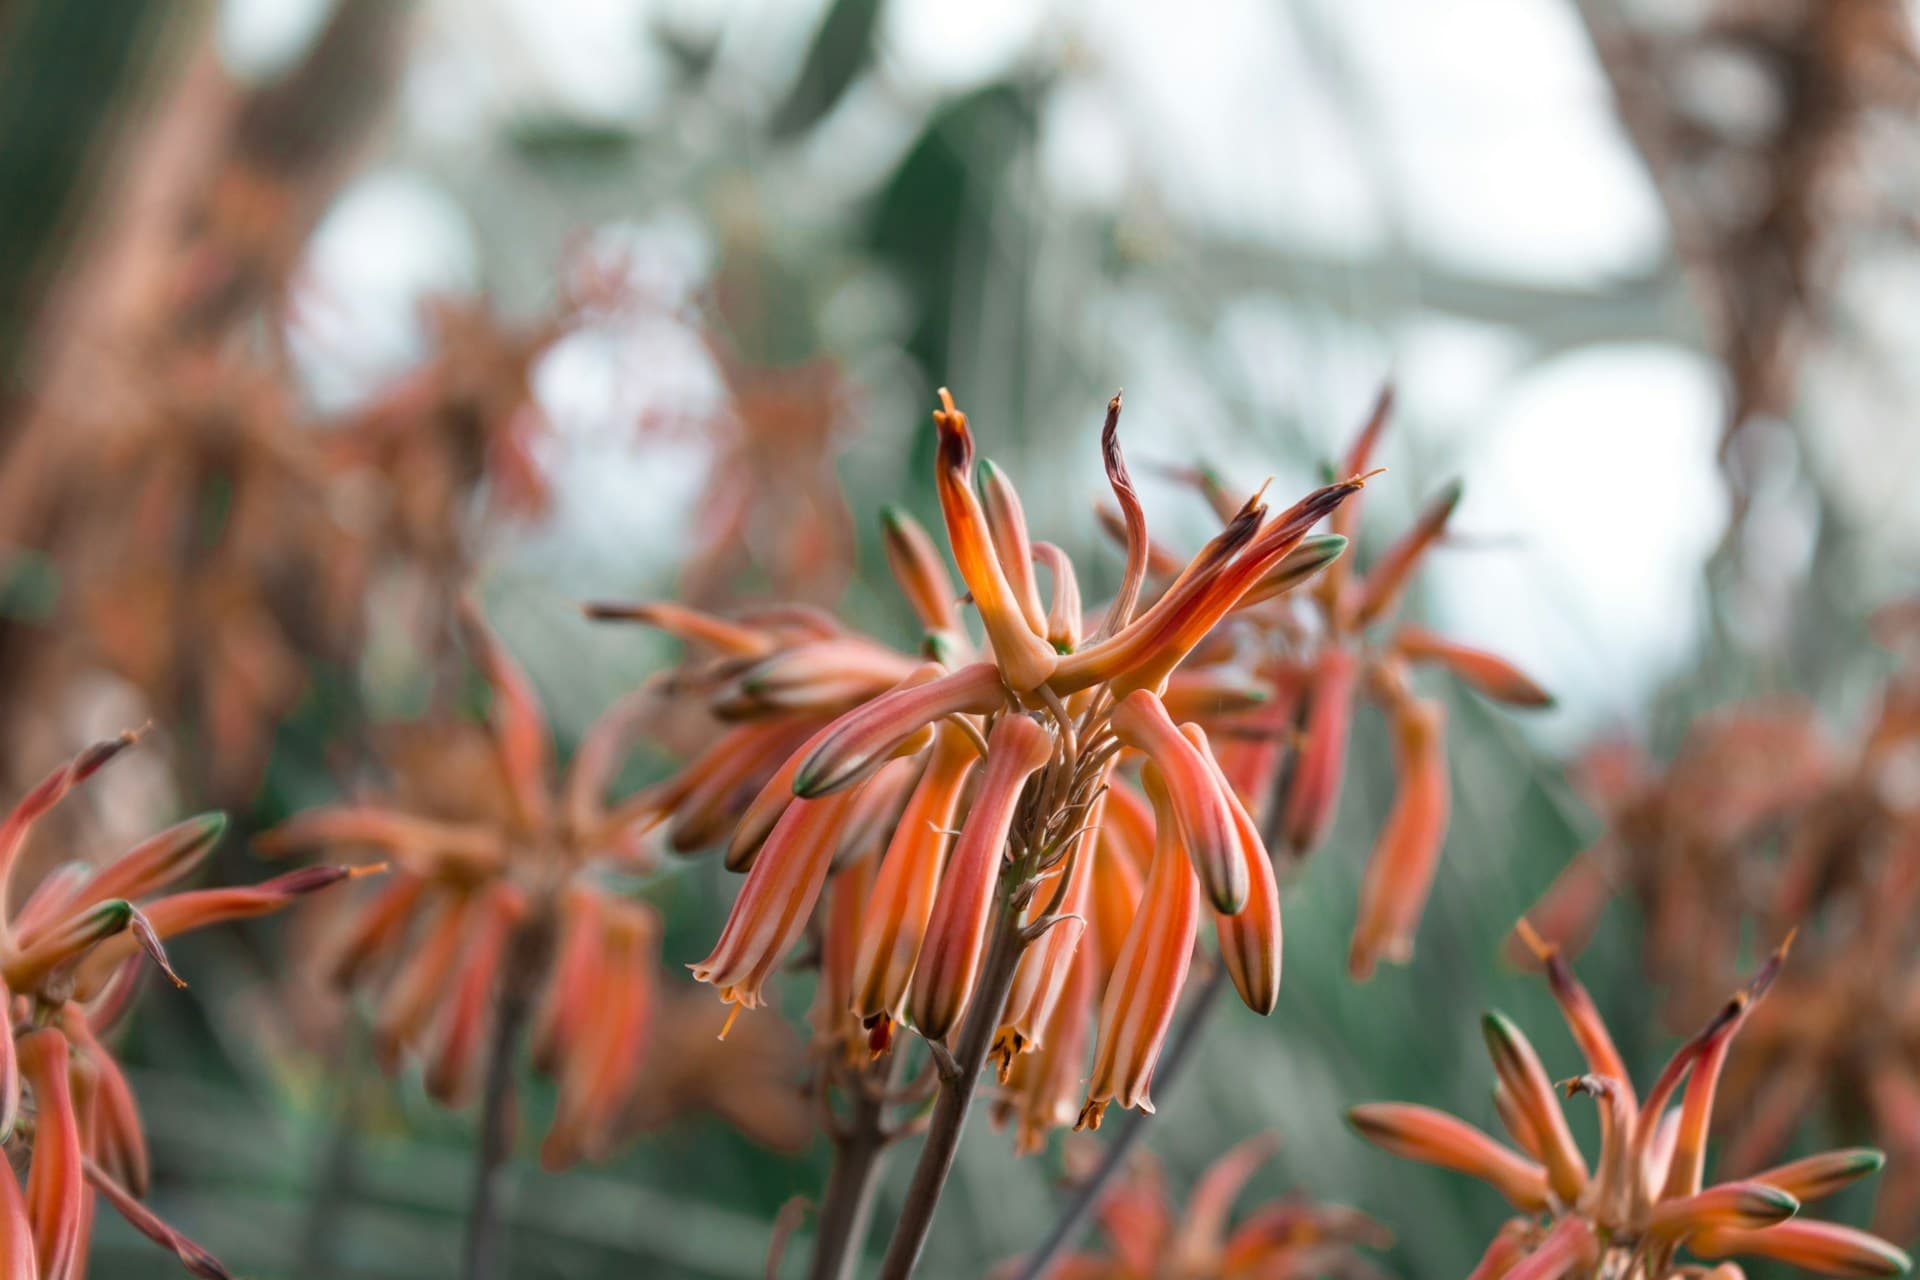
left=876, top=894, right=1028, bottom=1280
left=1008, top=965, right=1229, bottom=1280
left=463, top=921, right=548, bottom=1280
left=808, top=1084, right=892, bottom=1280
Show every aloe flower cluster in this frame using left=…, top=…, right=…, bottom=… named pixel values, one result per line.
left=1005, top=1134, right=1389, bottom=1279
left=1161, top=390, right=1552, bottom=979
left=1518, top=601, right=1920, bottom=1233
left=261, top=608, right=809, bottom=1168
left=601, top=389, right=1364, bottom=1149
left=0, top=733, right=359, bottom=1278
left=1351, top=925, right=1909, bottom=1278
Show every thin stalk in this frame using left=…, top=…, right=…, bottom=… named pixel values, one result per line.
left=808, top=1082, right=892, bottom=1280
left=463, top=920, right=548, bottom=1280
left=876, top=895, right=1028, bottom=1280
left=1008, top=966, right=1229, bottom=1280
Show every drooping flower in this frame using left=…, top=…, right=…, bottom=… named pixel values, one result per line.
left=1350, top=927, right=1911, bottom=1278
left=603, top=387, right=1367, bottom=1152
left=0, top=733, right=360, bottom=1279
left=995, top=1133, right=1390, bottom=1279
left=260, top=604, right=810, bottom=1168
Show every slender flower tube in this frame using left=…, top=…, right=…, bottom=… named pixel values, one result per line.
left=1238, top=533, right=1350, bottom=608
left=1346, top=1105, right=1550, bottom=1211
left=1080, top=768, right=1201, bottom=1127
left=1645, top=1182, right=1800, bottom=1239
left=1481, top=1011, right=1588, bottom=1206
left=881, top=506, right=961, bottom=634
left=1393, top=627, right=1553, bottom=708
left=932, top=394, right=1057, bottom=691
left=666, top=716, right=815, bottom=857
left=1184, top=725, right=1282, bottom=1015
left=812, top=846, right=877, bottom=1056
left=1752, top=1149, right=1887, bottom=1202
left=978, top=458, right=1049, bottom=637
left=1349, top=694, right=1450, bottom=978
left=909, top=714, right=1052, bottom=1040
left=1280, top=647, right=1359, bottom=854
left=21, top=1028, right=84, bottom=1280
left=1689, top=1221, right=1912, bottom=1275
left=721, top=715, right=857, bottom=872
left=713, top=639, right=922, bottom=719
left=793, top=662, right=1006, bottom=798
left=995, top=798, right=1098, bottom=1068
left=1110, top=691, right=1246, bottom=914
left=1072, top=478, right=1366, bottom=699
left=851, top=724, right=979, bottom=1038
left=692, top=786, right=863, bottom=1015
left=1030, top=542, right=1083, bottom=653
left=1000, top=940, right=1096, bottom=1155
left=461, top=601, right=554, bottom=834
left=1351, top=479, right=1462, bottom=628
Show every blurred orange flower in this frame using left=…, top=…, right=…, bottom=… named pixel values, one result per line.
left=260, top=606, right=810, bottom=1167
left=0, top=733, right=358, bottom=1278
left=1000, top=1134, right=1389, bottom=1280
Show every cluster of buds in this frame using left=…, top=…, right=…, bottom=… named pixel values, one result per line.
left=1350, top=925, right=1910, bottom=1278
left=1001, top=1134, right=1388, bottom=1279
left=1519, top=600, right=1920, bottom=1234
left=0, top=733, right=360, bottom=1278
left=260, top=607, right=810, bottom=1168
left=603, top=387, right=1367, bottom=1148
left=1148, top=390, right=1551, bottom=978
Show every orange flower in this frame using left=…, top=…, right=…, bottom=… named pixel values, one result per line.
left=0, top=735, right=359, bottom=1279
left=1514, top=604, right=1920, bottom=1237
left=262, top=606, right=808, bottom=1167
left=1351, top=931, right=1909, bottom=1278
left=1001, top=1134, right=1387, bottom=1279
left=1162, top=390, right=1549, bottom=980
left=629, top=386, right=1363, bottom=1160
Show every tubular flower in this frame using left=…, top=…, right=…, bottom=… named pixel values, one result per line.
left=1351, top=930, right=1910, bottom=1278
left=1514, top=601, right=1920, bottom=1238
left=610, top=387, right=1363, bottom=1154
left=997, top=1134, right=1388, bottom=1279
left=1143, top=388, right=1549, bottom=981
left=0, top=734, right=360, bottom=1279
left=260, top=606, right=808, bottom=1169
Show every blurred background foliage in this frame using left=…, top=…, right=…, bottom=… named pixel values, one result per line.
left=0, top=0, right=1917, bottom=1276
